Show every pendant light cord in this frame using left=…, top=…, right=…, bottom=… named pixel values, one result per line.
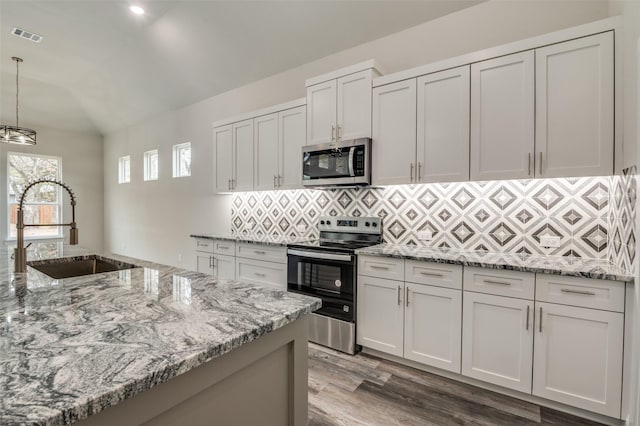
left=15, top=58, right=19, bottom=127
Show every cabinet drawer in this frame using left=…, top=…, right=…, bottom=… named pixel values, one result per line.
left=463, top=267, right=534, bottom=299
left=235, top=258, right=286, bottom=291
left=358, top=256, right=404, bottom=281
left=213, top=240, right=236, bottom=255
left=235, top=243, right=286, bottom=263
left=405, top=260, right=462, bottom=290
left=535, top=274, right=625, bottom=312
left=194, top=238, right=214, bottom=253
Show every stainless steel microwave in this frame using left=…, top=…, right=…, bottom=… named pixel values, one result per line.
left=302, top=138, right=371, bottom=187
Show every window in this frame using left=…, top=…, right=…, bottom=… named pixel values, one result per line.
left=144, top=150, right=158, bottom=181
left=7, top=152, right=63, bottom=240
left=173, top=142, right=191, bottom=177
left=118, top=155, right=130, bottom=184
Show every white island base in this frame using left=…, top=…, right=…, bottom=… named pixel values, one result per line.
left=79, top=317, right=309, bottom=426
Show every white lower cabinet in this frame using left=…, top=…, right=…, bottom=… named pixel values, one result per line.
left=357, top=257, right=463, bottom=373
left=462, top=291, right=534, bottom=393
left=405, top=282, right=461, bottom=373
left=215, top=253, right=236, bottom=281
left=357, top=275, right=404, bottom=356
left=196, top=253, right=214, bottom=275
left=235, top=257, right=286, bottom=290
left=532, top=301, right=624, bottom=417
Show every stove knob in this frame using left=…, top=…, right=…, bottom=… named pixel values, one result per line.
left=326, top=220, right=331, bottom=225
left=372, top=222, right=378, bottom=227
left=320, top=220, right=325, bottom=225
left=365, top=221, right=370, bottom=227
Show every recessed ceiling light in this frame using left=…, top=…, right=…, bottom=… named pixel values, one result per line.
left=129, top=5, right=145, bottom=15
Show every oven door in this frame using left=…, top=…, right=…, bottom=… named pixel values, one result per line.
left=287, top=248, right=354, bottom=300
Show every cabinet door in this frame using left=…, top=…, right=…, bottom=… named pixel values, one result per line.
left=278, top=105, right=306, bottom=189
left=336, top=69, right=373, bottom=141
left=214, top=125, right=233, bottom=193
left=357, top=275, right=404, bottom=357
left=462, top=292, right=533, bottom=393
left=405, top=283, right=462, bottom=373
left=306, top=80, right=337, bottom=145
left=232, top=119, right=254, bottom=191
left=371, top=79, right=417, bottom=185
left=417, top=66, right=470, bottom=183
left=215, top=254, right=236, bottom=281
left=196, top=253, right=214, bottom=275
left=470, top=51, right=535, bottom=181
left=254, top=113, right=279, bottom=191
left=533, top=302, right=623, bottom=417
left=535, top=32, right=614, bottom=178
left=236, top=258, right=286, bottom=290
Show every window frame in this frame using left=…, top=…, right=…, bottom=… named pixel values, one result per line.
left=118, top=155, right=131, bottom=184
left=7, top=151, right=64, bottom=241
left=143, top=149, right=159, bottom=181
left=172, top=142, right=191, bottom=178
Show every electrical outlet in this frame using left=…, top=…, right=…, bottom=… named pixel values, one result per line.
left=296, top=225, right=306, bottom=232
left=540, top=236, right=561, bottom=248
left=418, top=231, right=433, bottom=241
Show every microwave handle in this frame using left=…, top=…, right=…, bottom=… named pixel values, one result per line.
left=348, top=147, right=355, bottom=177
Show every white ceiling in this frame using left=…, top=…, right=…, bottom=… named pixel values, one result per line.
left=0, top=1, right=482, bottom=135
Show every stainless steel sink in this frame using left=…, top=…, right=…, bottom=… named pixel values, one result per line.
left=27, top=255, right=139, bottom=279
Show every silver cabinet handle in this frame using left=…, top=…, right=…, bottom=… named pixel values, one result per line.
left=254, top=272, right=266, bottom=277
left=417, top=162, right=422, bottom=181
left=539, top=307, right=543, bottom=333
left=397, top=285, right=401, bottom=306
left=406, top=287, right=410, bottom=307
left=419, top=271, right=444, bottom=277
left=410, top=163, right=414, bottom=182
left=370, top=265, right=390, bottom=270
left=254, top=250, right=266, bottom=255
left=209, top=256, right=213, bottom=269
left=274, top=175, right=277, bottom=188
left=539, top=152, right=543, bottom=175
left=526, top=305, right=530, bottom=330
left=218, top=245, right=229, bottom=250
left=337, top=124, right=342, bottom=140
left=331, top=125, right=336, bottom=141
left=277, top=174, right=282, bottom=187
left=228, top=178, right=231, bottom=191
left=561, top=288, right=596, bottom=296
left=528, top=153, right=532, bottom=176
left=483, top=279, right=511, bottom=286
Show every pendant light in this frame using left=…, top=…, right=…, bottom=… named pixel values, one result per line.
left=1, top=57, right=36, bottom=145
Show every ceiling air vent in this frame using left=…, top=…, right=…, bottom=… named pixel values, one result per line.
left=12, top=27, right=43, bottom=43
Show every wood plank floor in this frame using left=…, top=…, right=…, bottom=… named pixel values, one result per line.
left=307, top=344, right=605, bottom=426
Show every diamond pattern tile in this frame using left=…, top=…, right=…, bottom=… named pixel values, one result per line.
left=230, top=175, right=635, bottom=265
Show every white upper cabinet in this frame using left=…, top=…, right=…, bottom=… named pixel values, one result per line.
left=336, top=71, right=373, bottom=141
left=306, top=80, right=337, bottom=145
left=372, top=79, right=417, bottom=186
left=306, top=62, right=380, bottom=146
left=232, top=119, right=254, bottom=192
left=535, top=32, right=614, bottom=177
left=254, top=113, right=279, bottom=191
left=417, top=66, right=470, bottom=183
left=470, top=51, right=535, bottom=181
left=278, top=105, right=306, bottom=189
left=214, top=125, right=233, bottom=192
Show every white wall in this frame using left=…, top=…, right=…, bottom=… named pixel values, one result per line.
left=104, top=0, right=609, bottom=270
left=0, top=125, right=104, bottom=251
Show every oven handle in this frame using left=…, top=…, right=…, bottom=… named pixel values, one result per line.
left=287, top=249, right=352, bottom=262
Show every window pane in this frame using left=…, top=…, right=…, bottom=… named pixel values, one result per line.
left=144, top=150, right=158, bottom=181
left=9, top=204, right=60, bottom=238
left=119, top=156, right=130, bottom=184
left=180, top=146, right=191, bottom=176
left=9, top=154, right=60, bottom=202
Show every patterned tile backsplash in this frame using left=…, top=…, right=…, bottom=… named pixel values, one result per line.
left=231, top=173, right=636, bottom=272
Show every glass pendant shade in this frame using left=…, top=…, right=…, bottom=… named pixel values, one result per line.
left=1, top=57, right=36, bottom=146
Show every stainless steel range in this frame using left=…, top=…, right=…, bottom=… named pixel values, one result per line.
left=287, top=216, right=382, bottom=354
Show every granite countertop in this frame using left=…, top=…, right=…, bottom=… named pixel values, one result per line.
left=0, top=242, right=321, bottom=425
left=356, top=243, right=634, bottom=282
left=190, top=233, right=314, bottom=247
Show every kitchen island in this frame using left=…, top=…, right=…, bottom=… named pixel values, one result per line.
left=0, top=242, right=321, bottom=425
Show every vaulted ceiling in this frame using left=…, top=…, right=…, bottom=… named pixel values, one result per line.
left=0, top=1, right=482, bottom=135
